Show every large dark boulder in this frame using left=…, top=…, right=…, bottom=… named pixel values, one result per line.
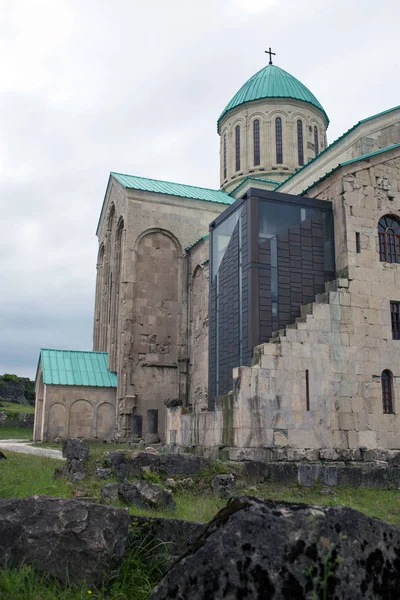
left=119, top=480, right=175, bottom=510
left=150, top=496, right=400, bottom=599
left=131, top=452, right=210, bottom=477
left=62, top=438, right=89, bottom=461
left=0, top=496, right=130, bottom=586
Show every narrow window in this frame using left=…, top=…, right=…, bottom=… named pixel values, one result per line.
left=314, top=125, right=319, bottom=155
left=382, top=370, right=394, bottom=414
left=235, top=125, right=240, bottom=172
left=378, top=215, right=400, bottom=263
left=391, top=302, right=400, bottom=340
left=305, top=370, right=310, bottom=411
left=356, top=232, right=361, bottom=254
left=253, top=119, right=260, bottom=166
left=275, top=117, right=283, bottom=164
left=297, top=120, right=304, bottom=166
left=223, top=134, right=227, bottom=180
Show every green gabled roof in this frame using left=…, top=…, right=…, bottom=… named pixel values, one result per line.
left=276, top=104, right=400, bottom=193
left=301, top=142, right=400, bottom=195
left=218, top=64, right=328, bottom=132
left=186, top=233, right=210, bottom=251
left=229, top=176, right=280, bottom=197
left=37, top=349, right=117, bottom=387
left=111, top=172, right=233, bottom=205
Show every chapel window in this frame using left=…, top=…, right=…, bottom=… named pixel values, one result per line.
left=235, top=125, right=241, bottom=172
left=378, top=215, right=400, bottom=263
left=297, top=120, right=304, bottom=166
left=391, top=302, right=400, bottom=340
left=275, top=117, right=283, bottom=164
left=382, top=370, right=394, bottom=414
left=253, top=119, right=260, bottom=166
left=314, top=125, right=319, bottom=155
left=223, top=134, right=227, bottom=180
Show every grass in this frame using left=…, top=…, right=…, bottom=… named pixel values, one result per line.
left=0, top=427, right=32, bottom=440
left=0, top=452, right=69, bottom=499
left=0, top=538, right=165, bottom=600
left=0, top=401, right=34, bottom=414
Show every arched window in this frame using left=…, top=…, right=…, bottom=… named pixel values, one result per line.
left=275, top=117, right=283, bottom=164
left=382, top=370, right=394, bottom=414
left=223, top=134, right=227, bottom=180
left=253, top=119, right=260, bottom=166
left=297, top=119, right=304, bottom=166
left=378, top=215, right=400, bottom=263
left=235, top=125, right=240, bottom=172
left=314, top=125, right=319, bottom=155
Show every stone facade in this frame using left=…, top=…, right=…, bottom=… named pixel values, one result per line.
left=167, top=145, right=400, bottom=451
left=93, top=182, right=226, bottom=440
left=220, top=98, right=328, bottom=192
left=34, top=380, right=116, bottom=442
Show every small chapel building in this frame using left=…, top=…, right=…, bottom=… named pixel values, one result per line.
left=35, top=55, right=400, bottom=451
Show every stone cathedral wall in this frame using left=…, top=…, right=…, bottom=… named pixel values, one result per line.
left=167, top=151, right=400, bottom=451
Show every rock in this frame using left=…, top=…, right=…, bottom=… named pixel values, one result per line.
left=145, top=446, right=159, bottom=455
left=145, top=433, right=160, bottom=445
left=164, top=397, right=182, bottom=408
left=177, top=477, right=194, bottom=489
left=67, top=458, right=87, bottom=482
left=105, top=451, right=130, bottom=480
left=0, top=496, right=130, bottom=587
left=165, top=478, right=177, bottom=489
left=101, top=483, right=119, bottom=504
left=119, top=480, right=176, bottom=510
left=0, top=451, right=7, bottom=460
left=150, top=496, right=400, bottom=599
left=242, top=461, right=269, bottom=484
left=131, top=452, right=210, bottom=477
left=95, top=466, right=112, bottom=479
left=62, top=438, right=89, bottom=461
left=211, top=474, right=235, bottom=499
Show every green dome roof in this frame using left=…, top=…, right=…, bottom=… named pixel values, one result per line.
left=217, top=64, right=329, bottom=132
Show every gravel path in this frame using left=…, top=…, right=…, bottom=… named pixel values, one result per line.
left=0, top=440, right=64, bottom=460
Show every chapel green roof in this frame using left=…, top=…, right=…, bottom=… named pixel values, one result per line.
left=37, top=349, right=117, bottom=387
left=217, top=64, right=329, bottom=132
left=111, top=172, right=233, bottom=205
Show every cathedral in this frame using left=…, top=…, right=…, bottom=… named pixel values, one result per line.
left=34, top=54, right=400, bottom=452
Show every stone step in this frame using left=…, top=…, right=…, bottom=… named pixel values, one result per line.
left=300, top=303, right=314, bottom=317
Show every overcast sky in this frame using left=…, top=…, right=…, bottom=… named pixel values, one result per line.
left=1, top=0, right=399, bottom=379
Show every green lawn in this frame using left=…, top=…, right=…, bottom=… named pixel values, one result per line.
left=0, top=401, right=34, bottom=414
left=0, top=427, right=33, bottom=440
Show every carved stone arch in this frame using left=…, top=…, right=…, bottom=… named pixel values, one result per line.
left=109, top=217, right=125, bottom=370
left=69, top=399, right=94, bottom=439
left=107, top=204, right=116, bottom=232
left=268, top=109, right=289, bottom=120
left=96, top=402, right=115, bottom=440
left=132, top=228, right=184, bottom=421
left=93, top=243, right=106, bottom=350
left=47, top=402, right=66, bottom=441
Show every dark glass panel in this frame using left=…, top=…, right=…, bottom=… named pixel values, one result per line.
left=223, top=134, right=227, bottom=180
left=235, top=125, right=240, bottom=172
left=275, top=117, right=283, bottom=164
left=297, top=119, right=304, bottom=166
left=382, top=370, right=394, bottom=414
left=391, top=302, right=400, bottom=340
left=378, top=215, right=400, bottom=262
left=253, top=119, right=260, bottom=166
left=314, top=125, right=319, bottom=155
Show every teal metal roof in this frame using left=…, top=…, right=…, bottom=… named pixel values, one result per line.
left=301, top=142, right=400, bottom=195
left=111, top=172, right=233, bottom=205
left=276, top=104, right=400, bottom=193
left=229, top=176, right=280, bottom=197
left=37, top=349, right=117, bottom=387
left=186, top=233, right=210, bottom=251
left=218, top=64, right=328, bottom=132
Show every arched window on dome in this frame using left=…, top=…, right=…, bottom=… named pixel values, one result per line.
left=382, top=370, right=394, bottom=414
left=275, top=117, right=283, bottom=164
left=314, top=126, right=319, bottom=156
left=378, top=215, right=400, bottom=263
left=235, top=125, right=240, bottom=172
left=297, top=120, right=304, bottom=166
left=253, top=119, right=260, bottom=166
left=223, top=134, right=227, bottom=180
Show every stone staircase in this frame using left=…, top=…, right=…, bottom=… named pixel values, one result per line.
left=255, top=278, right=349, bottom=355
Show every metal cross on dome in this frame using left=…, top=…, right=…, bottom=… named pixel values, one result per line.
left=265, top=47, right=276, bottom=65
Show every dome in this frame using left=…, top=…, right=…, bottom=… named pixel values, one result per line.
left=217, top=64, right=329, bottom=132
